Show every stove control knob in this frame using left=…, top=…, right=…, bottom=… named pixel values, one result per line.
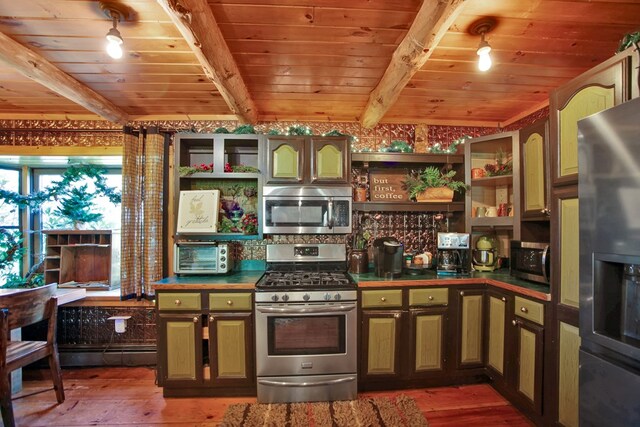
left=334, top=293, right=342, bottom=301
left=324, top=293, right=332, bottom=301
left=282, top=294, right=290, bottom=302
left=303, top=294, right=310, bottom=301
left=271, top=294, right=279, bottom=302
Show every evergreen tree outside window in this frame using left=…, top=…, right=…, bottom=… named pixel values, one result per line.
left=0, top=168, right=21, bottom=283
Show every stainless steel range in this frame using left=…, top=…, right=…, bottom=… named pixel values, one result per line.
left=255, top=243, right=358, bottom=403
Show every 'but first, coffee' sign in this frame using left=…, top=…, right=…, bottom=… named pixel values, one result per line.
left=369, top=168, right=409, bottom=202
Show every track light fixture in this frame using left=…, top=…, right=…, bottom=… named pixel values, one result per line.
left=100, top=2, right=130, bottom=60
left=469, top=18, right=497, bottom=73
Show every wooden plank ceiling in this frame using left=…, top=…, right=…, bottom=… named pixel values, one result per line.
left=0, top=0, right=638, bottom=126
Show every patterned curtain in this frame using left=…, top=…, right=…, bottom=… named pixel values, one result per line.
left=120, top=127, right=166, bottom=299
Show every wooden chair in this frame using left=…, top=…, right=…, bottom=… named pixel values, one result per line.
left=0, top=284, right=64, bottom=427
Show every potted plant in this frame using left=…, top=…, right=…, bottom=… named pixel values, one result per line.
left=403, top=166, right=468, bottom=202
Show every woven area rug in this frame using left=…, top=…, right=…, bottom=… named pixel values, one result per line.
left=220, top=395, right=428, bottom=427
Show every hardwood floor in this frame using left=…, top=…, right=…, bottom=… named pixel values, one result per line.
left=11, top=367, right=533, bottom=426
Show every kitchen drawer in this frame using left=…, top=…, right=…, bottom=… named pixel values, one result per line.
left=514, top=296, right=544, bottom=325
left=361, top=290, right=403, bottom=308
left=158, top=292, right=202, bottom=311
left=409, top=288, right=448, bottom=307
left=209, top=292, right=253, bottom=311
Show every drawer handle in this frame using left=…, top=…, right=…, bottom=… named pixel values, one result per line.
left=512, top=320, right=518, bottom=326
left=501, top=297, right=506, bottom=302
left=520, top=307, right=529, bottom=313
left=227, top=300, right=233, bottom=306
left=428, top=296, right=434, bottom=301
left=174, top=299, right=181, bottom=306
left=380, top=297, right=387, bottom=302
left=193, top=316, right=199, bottom=323
left=460, top=291, right=465, bottom=296
left=209, top=316, right=214, bottom=322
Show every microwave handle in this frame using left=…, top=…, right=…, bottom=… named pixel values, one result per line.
left=327, top=197, right=334, bottom=229
left=542, top=245, right=550, bottom=283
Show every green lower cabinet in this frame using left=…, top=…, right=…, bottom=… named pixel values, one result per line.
left=361, top=310, right=403, bottom=380
left=514, top=318, right=544, bottom=415
left=457, top=290, right=484, bottom=368
left=409, top=308, right=447, bottom=376
left=159, top=313, right=203, bottom=387
left=486, top=292, right=509, bottom=381
left=208, top=312, right=254, bottom=387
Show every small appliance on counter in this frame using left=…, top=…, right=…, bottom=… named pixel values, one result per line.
left=373, top=237, right=404, bottom=279
left=436, top=232, right=471, bottom=275
left=472, top=235, right=499, bottom=272
left=174, top=241, right=233, bottom=275
left=509, top=240, right=550, bottom=284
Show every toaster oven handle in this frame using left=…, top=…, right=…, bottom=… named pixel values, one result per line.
left=257, top=305, right=355, bottom=314
left=542, top=245, right=550, bottom=283
left=327, top=197, right=334, bottom=229
left=258, top=376, right=356, bottom=388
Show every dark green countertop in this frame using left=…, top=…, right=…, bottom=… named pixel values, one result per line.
left=350, top=268, right=551, bottom=296
left=154, top=267, right=550, bottom=300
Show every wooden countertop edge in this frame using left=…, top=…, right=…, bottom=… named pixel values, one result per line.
left=357, top=278, right=550, bottom=301
left=151, top=279, right=549, bottom=301
left=152, top=283, right=256, bottom=291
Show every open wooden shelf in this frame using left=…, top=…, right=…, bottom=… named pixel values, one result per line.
left=353, top=201, right=465, bottom=212
left=471, top=175, right=513, bottom=187
left=352, top=152, right=464, bottom=164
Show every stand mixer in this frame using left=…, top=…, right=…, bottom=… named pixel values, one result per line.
left=472, top=235, right=499, bottom=272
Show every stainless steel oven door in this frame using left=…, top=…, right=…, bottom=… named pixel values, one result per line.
left=255, top=302, right=357, bottom=377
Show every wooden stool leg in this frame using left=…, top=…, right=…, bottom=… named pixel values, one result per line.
left=48, top=352, right=65, bottom=403
left=1, top=372, right=15, bottom=427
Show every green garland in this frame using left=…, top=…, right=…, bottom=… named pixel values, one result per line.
left=428, top=135, right=470, bottom=154
left=0, top=164, right=121, bottom=211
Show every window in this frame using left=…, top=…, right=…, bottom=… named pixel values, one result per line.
left=0, top=152, right=122, bottom=288
left=0, top=167, right=21, bottom=280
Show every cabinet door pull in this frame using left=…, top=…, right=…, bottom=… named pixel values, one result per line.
left=174, top=299, right=181, bottom=306
left=193, top=316, right=199, bottom=323
left=209, top=316, right=214, bottom=322
left=380, top=297, right=387, bottom=302
left=520, top=306, right=529, bottom=313
left=512, top=320, right=518, bottom=326
left=227, top=300, right=233, bottom=306
left=460, top=291, right=465, bottom=296
left=501, top=297, right=506, bottom=302
left=428, top=296, right=434, bottom=301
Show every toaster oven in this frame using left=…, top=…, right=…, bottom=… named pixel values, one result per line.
left=174, top=242, right=232, bottom=275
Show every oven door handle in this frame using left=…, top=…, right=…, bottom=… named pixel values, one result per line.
left=256, top=305, right=355, bottom=314
left=258, top=376, right=356, bottom=388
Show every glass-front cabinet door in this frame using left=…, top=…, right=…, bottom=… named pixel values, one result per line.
left=310, top=137, right=349, bottom=184
left=265, top=137, right=305, bottom=184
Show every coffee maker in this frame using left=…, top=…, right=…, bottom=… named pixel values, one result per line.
left=373, top=237, right=404, bottom=279
left=436, top=232, right=471, bottom=275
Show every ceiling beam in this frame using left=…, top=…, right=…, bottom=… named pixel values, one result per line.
left=360, top=0, right=467, bottom=129
left=157, top=0, right=258, bottom=124
left=0, top=31, right=129, bottom=124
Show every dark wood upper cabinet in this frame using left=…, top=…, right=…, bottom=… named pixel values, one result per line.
left=519, top=119, right=550, bottom=220
left=549, top=47, right=637, bottom=187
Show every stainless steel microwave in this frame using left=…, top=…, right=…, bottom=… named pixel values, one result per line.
left=510, top=241, right=550, bottom=284
left=262, top=186, right=352, bottom=234
left=174, top=242, right=232, bottom=275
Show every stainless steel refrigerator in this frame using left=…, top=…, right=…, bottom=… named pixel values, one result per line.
left=578, top=96, right=640, bottom=426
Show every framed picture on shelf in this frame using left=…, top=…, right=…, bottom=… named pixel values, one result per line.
left=177, top=190, right=220, bottom=233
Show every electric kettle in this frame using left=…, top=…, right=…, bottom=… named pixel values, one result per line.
left=472, top=235, right=499, bottom=272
